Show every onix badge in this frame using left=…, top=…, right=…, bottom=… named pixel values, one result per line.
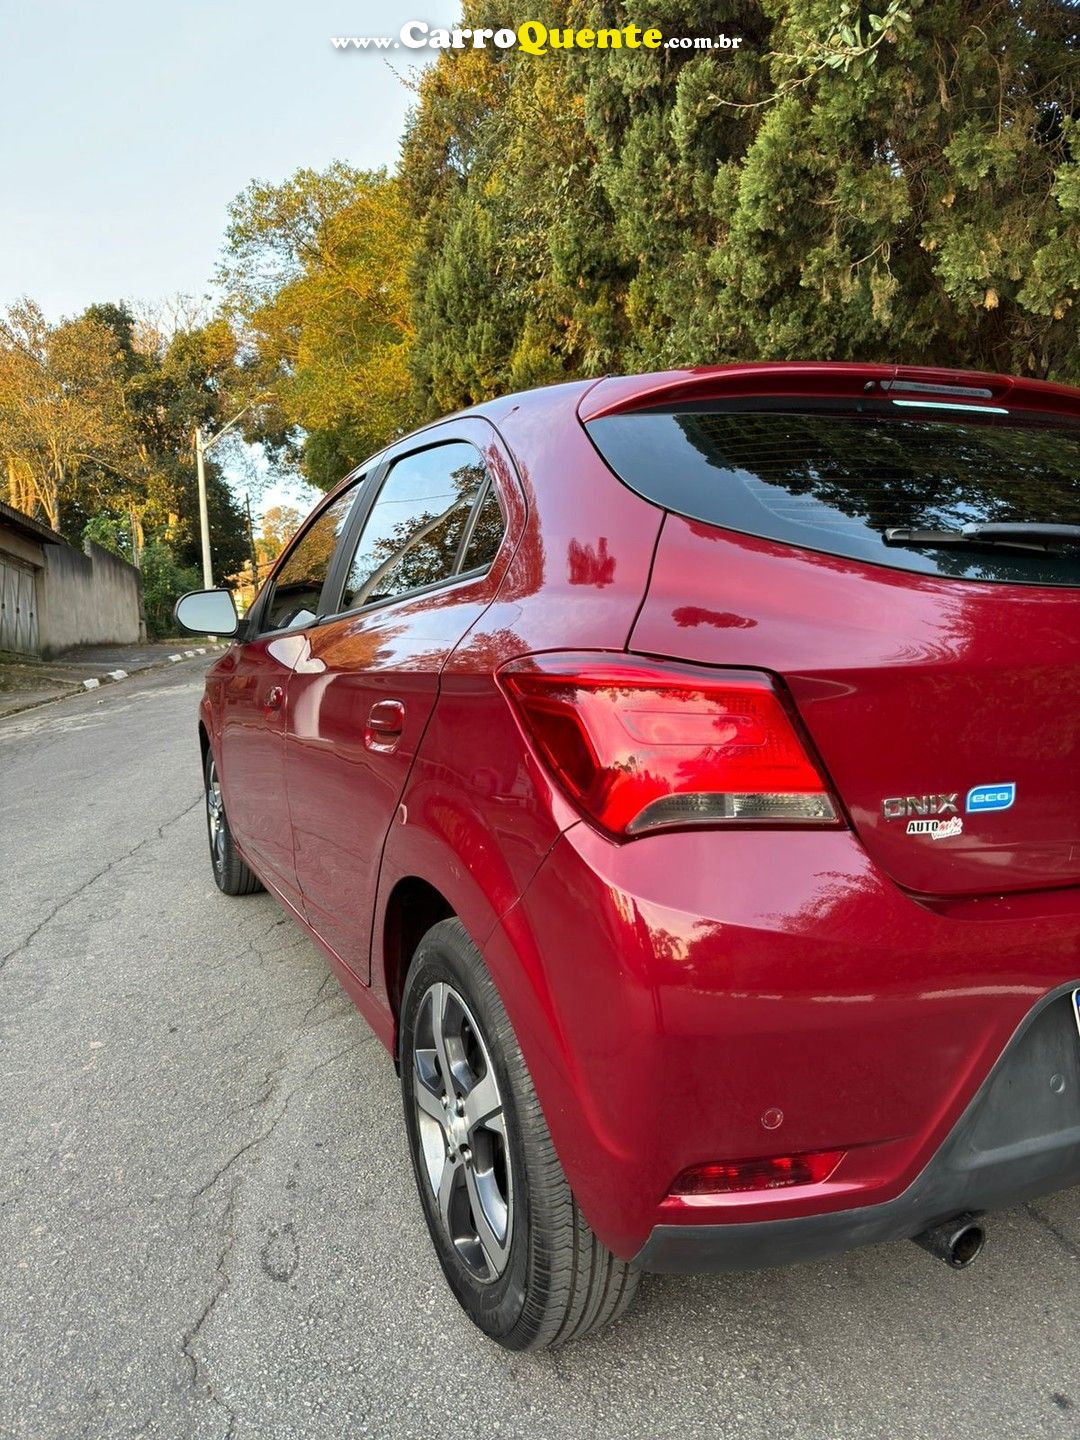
left=882, top=794, right=958, bottom=821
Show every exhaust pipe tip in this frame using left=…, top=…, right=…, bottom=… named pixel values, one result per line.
left=913, top=1213, right=986, bottom=1269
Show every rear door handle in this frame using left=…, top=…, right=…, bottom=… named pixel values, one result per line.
left=365, top=699, right=406, bottom=752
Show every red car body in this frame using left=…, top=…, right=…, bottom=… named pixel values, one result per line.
left=197, top=363, right=1080, bottom=1269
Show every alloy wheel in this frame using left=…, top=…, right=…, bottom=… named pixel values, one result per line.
left=206, top=757, right=226, bottom=870
left=412, top=981, right=513, bottom=1282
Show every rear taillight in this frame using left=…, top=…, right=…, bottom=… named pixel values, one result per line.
left=669, top=1150, right=846, bottom=1196
left=498, top=653, right=840, bottom=839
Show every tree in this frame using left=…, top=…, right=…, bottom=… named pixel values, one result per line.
left=256, top=504, right=303, bottom=565
left=80, top=303, right=252, bottom=580
left=399, top=0, right=1080, bottom=400
left=0, top=300, right=134, bottom=531
left=220, top=163, right=415, bottom=489
left=400, top=26, right=642, bottom=414
left=5, top=300, right=255, bottom=639
left=138, top=542, right=201, bottom=638
left=696, top=0, right=1080, bottom=378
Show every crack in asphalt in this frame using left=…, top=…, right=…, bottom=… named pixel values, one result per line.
left=181, top=1185, right=240, bottom=1440
left=1026, top=1202, right=1080, bottom=1262
left=181, top=1042, right=359, bottom=1435
left=189, top=1084, right=292, bottom=1218
left=189, top=1044, right=359, bottom=1218
left=300, top=972, right=336, bottom=1027
left=0, top=793, right=202, bottom=971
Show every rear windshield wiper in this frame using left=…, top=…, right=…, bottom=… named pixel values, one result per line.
left=884, top=522, right=1080, bottom=553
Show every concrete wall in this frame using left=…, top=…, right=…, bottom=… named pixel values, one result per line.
left=38, top=541, right=143, bottom=655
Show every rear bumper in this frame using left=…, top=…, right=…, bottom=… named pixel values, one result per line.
left=486, top=822, right=1080, bottom=1261
left=636, top=985, right=1080, bottom=1271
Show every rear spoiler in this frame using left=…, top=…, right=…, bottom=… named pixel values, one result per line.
left=577, top=362, right=1080, bottom=424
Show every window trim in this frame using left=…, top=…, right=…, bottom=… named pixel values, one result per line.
left=456, top=477, right=499, bottom=571
left=315, top=563, right=498, bottom=628
left=318, top=439, right=506, bottom=622
left=315, top=458, right=389, bottom=622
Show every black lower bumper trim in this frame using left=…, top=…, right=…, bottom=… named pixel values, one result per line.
left=636, top=984, right=1080, bottom=1274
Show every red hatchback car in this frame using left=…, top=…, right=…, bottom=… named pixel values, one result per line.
left=177, top=362, right=1080, bottom=1349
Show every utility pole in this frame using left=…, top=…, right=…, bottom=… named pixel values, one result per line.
left=194, top=426, right=212, bottom=588
left=244, top=493, right=259, bottom=607
left=193, top=401, right=256, bottom=589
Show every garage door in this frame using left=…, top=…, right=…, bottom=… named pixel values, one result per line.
left=0, top=554, right=39, bottom=656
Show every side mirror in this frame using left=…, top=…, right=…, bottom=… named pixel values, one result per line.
left=173, top=588, right=240, bottom=638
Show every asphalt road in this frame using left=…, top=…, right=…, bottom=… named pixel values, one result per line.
left=2, top=661, right=1079, bottom=1440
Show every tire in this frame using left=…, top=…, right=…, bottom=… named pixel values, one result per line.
left=400, top=918, right=640, bottom=1349
left=203, top=748, right=262, bottom=897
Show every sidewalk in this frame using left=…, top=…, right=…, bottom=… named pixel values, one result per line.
left=0, top=641, right=223, bottom=718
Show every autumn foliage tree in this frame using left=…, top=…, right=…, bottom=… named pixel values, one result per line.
left=220, top=163, right=414, bottom=489
left=256, top=503, right=303, bottom=564
left=0, top=299, right=253, bottom=631
left=0, top=300, right=133, bottom=531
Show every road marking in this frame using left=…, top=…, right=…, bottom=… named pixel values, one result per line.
left=82, top=678, right=100, bottom=690
left=108, top=669, right=128, bottom=681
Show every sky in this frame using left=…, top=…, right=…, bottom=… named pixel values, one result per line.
left=0, top=1, right=455, bottom=320
left=0, top=1, right=456, bottom=517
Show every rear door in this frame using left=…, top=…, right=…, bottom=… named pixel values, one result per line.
left=283, top=419, right=513, bottom=978
left=587, top=388, right=1080, bottom=898
left=217, top=478, right=362, bottom=901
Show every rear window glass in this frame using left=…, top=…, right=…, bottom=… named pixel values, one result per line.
left=586, top=407, right=1080, bottom=587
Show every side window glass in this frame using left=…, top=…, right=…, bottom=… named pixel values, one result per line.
left=262, top=480, right=360, bottom=633
left=460, top=483, right=505, bottom=572
left=340, top=442, right=486, bottom=611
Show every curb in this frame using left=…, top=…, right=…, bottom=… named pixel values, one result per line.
left=79, top=644, right=221, bottom=690
left=0, top=645, right=228, bottom=721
